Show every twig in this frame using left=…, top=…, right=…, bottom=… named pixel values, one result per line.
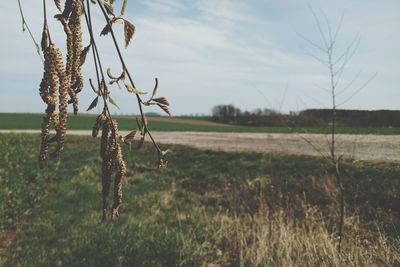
left=17, top=0, right=43, bottom=63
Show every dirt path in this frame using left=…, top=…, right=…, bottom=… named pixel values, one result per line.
left=1, top=130, right=399, bottom=162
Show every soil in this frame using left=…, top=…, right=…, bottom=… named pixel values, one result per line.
left=2, top=130, right=399, bottom=162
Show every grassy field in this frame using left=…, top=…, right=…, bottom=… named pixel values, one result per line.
left=1, top=113, right=400, bottom=134
left=0, top=134, right=399, bottom=266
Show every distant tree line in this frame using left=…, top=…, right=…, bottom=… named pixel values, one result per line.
left=211, top=105, right=400, bottom=127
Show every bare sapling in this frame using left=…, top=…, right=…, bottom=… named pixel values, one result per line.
left=299, top=6, right=376, bottom=251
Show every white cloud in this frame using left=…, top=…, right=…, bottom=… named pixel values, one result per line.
left=0, top=0, right=399, bottom=114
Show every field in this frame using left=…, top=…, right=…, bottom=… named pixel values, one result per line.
left=2, top=113, right=400, bottom=134
left=0, top=134, right=399, bottom=266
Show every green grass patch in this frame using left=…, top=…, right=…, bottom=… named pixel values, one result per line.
left=1, top=113, right=400, bottom=134
left=0, top=134, right=399, bottom=266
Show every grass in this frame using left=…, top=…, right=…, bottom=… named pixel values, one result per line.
left=0, top=134, right=399, bottom=266
left=1, top=113, right=400, bottom=134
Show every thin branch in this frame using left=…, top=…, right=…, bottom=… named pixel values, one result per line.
left=309, top=5, right=329, bottom=50
left=336, top=72, right=377, bottom=107
left=42, top=0, right=52, bottom=45
left=17, top=0, right=43, bottom=63
left=96, top=0, right=164, bottom=158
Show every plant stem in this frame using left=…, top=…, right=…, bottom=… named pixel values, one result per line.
left=17, top=0, right=44, bottom=63
left=96, top=0, right=163, bottom=156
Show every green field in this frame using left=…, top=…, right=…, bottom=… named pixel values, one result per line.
left=1, top=113, right=400, bottom=134
left=1, top=134, right=399, bottom=266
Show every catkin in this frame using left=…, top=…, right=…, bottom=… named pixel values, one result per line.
left=59, top=17, right=79, bottom=115
left=111, top=143, right=126, bottom=219
left=38, top=112, right=51, bottom=168
left=100, top=118, right=111, bottom=220
left=92, top=113, right=106, bottom=137
left=38, top=45, right=58, bottom=167
left=109, top=120, right=126, bottom=218
left=69, top=0, right=83, bottom=93
left=38, top=43, right=69, bottom=166
left=53, top=45, right=69, bottom=156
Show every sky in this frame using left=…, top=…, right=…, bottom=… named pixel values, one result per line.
left=0, top=0, right=399, bottom=116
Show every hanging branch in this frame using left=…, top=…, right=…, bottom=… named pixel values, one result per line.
left=17, top=0, right=171, bottom=220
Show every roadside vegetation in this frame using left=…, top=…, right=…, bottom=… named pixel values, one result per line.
left=1, top=134, right=399, bottom=266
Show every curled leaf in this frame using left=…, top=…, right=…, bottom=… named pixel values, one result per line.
left=108, top=95, right=120, bottom=109
left=124, top=20, right=135, bottom=48
left=125, top=84, right=147, bottom=95
left=87, top=96, right=99, bottom=111
left=89, top=79, right=100, bottom=95
left=107, top=68, right=118, bottom=79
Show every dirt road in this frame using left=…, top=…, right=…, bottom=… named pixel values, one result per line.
left=1, top=130, right=399, bottom=162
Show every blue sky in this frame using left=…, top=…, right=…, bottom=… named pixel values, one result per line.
left=0, top=0, right=399, bottom=115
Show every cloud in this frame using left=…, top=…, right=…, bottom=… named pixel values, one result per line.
left=0, top=0, right=398, bottom=114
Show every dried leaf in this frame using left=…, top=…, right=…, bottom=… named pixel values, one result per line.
left=108, top=95, right=120, bottom=109
left=89, top=79, right=100, bottom=95
left=124, top=20, right=135, bottom=48
left=54, top=0, right=62, bottom=11
left=120, top=0, right=128, bottom=16
left=80, top=44, right=91, bottom=66
left=100, top=23, right=112, bottom=36
left=87, top=96, right=99, bottom=111
left=104, top=2, right=114, bottom=15
left=125, top=84, right=147, bottom=95
left=157, top=103, right=171, bottom=116
left=152, top=97, right=169, bottom=106
left=124, top=130, right=137, bottom=142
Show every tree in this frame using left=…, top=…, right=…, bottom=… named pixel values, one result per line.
left=212, top=104, right=241, bottom=123
left=300, top=6, right=375, bottom=251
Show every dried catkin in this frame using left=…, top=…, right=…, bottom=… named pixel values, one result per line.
left=100, top=119, right=112, bottom=220
left=53, top=45, right=69, bottom=155
left=38, top=45, right=58, bottom=167
left=59, top=17, right=79, bottom=115
left=92, top=113, right=106, bottom=138
left=69, top=0, right=83, bottom=93
left=38, top=112, right=51, bottom=168
left=38, top=43, right=69, bottom=166
left=111, top=143, right=126, bottom=219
